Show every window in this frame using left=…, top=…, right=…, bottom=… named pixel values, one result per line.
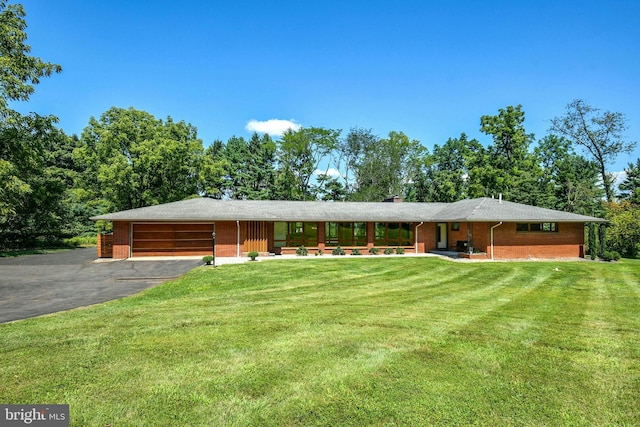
left=274, top=222, right=318, bottom=247
left=516, top=223, right=558, bottom=233
left=374, top=223, right=414, bottom=246
left=325, top=222, right=367, bottom=246
left=451, top=222, right=460, bottom=231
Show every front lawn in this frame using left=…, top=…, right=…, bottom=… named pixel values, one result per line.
left=1, top=258, right=639, bottom=425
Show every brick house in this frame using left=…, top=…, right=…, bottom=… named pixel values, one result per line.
left=91, top=197, right=606, bottom=260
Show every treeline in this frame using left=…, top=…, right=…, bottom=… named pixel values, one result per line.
left=1, top=1, right=639, bottom=257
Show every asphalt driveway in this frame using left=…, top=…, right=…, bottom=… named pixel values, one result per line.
left=0, top=248, right=201, bottom=323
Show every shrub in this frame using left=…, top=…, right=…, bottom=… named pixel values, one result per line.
left=368, top=247, right=379, bottom=255
left=351, top=248, right=362, bottom=256
left=315, top=249, right=324, bottom=256
left=601, top=250, right=621, bottom=262
left=396, top=247, right=405, bottom=255
left=332, top=246, right=346, bottom=256
left=248, top=251, right=259, bottom=261
left=64, top=236, right=98, bottom=247
left=383, top=248, right=394, bottom=255
left=296, top=246, right=308, bottom=256
left=202, top=255, right=214, bottom=265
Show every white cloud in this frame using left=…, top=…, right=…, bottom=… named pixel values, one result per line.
left=314, top=168, right=342, bottom=178
left=245, top=119, right=301, bottom=137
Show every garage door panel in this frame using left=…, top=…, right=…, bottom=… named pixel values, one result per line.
left=132, top=223, right=214, bottom=256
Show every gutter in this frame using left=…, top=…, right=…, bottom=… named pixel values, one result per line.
left=490, top=221, right=503, bottom=260
left=415, top=222, right=424, bottom=253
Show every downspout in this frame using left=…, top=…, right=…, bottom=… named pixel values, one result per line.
left=415, top=222, right=424, bottom=253
left=490, top=221, right=503, bottom=260
left=237, top=221, right=240, bottom=258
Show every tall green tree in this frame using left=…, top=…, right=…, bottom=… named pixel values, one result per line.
left=244, top=132, right=276, bottom=199
left=336, top=127, right=377, bottom=197
left=0, top=1, right=61, bottom=118
left=534, top=134, right=603, bottom=214
left=549, top=99, right=636, bottom=202
left=418, top=133, right=482, bottom=202
left=76, top=107, right=204, bottom=212
left=0, top=116, right=69, bottom=246
left=471, top=105, right=547, bottom=205
left=0, top=0, right=63, bottom=247
left=201, top=139, right=227, bottom=199
left=352, top=131, right=426, bottom=201
left=618, top=158, right=640, bottom=206
left=274, top=127, right=341, bottom=200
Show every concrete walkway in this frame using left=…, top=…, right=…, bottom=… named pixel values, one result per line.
left=0, top=248, right=201, bottom=323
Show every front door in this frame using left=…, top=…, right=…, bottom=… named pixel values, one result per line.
left=436, top=223, right=448, bottom=250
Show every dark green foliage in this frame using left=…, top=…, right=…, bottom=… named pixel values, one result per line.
left=332, top=246, right=346, bottom=256
left=605, top=201, right=640, bottom=258
left=396, top=247, right=405, bottom=254
left=619, top=158, right=640, bottom=205
left=368, top=247, right=379, bottom=255
left=295, top=246, right=308, bottom=256
left=202, top=255, right=213, bottom=265
left=351, top=248, right=361, bottom=255
left=75, top=107, right=205, bottom=212
left=600, top=250, right=621, bottom=261
left=248, top=251, right=259, bottom=261
left=384, top=248, right=395, bottom=255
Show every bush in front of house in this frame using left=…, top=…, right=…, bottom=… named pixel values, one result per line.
left=601, top=250, right=621, bottom=261
left=383, top=248, right=394, bottom=255
left=248, top=251, right=259, bottom=261
left=351, top=248, right=362, bottom=255
left=332, top=246, right=346, bottom=256
left=202, top=255, right=213, bottom=265
left=296, top=246, right=309, bottom=256
left=396, top=247, right=405, bottom=255
left=315, top=249, right=324, bottom=256
left=368, top=247, right=379, bottom=255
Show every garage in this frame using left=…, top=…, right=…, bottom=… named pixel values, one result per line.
left=132, top=223, right=214, bottom=257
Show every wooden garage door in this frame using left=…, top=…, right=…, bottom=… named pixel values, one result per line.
left=132, top=223, right=214, bottom=256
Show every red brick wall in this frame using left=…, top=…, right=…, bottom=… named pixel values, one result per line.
left=490, top=223, right=584, bottom=259
left=421, top=223, right=437, bottom=252
left=112, top=221, right=130, bottom=259
left=213, top=221, right=240, bottom=257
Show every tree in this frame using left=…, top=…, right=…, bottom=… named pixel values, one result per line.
left=273, top=127, right=341, bottom=200
left=474, top=105, right=543, bottom=203
left=618, top=158, right=640, bottom=205
left=605, top=201, right=640, bottom=258
left=418, top=133, right=482, bottom=202
left=336, top=127, right=377, bottom=197
left=0, top=1, right=61, bottom=118
left=352, top=131, right=426, bottom=201
left=534, top=134, right=603, bottom=214
left=76, top=107, right=204, bottom=212
left=200, top=139, right=227, bottom=199
left=244, top=132, right=276, bottom=199
left=549, top=99, right=636, bottom=202
left=0, top=1, right=63, bottom=247
left=0, top=116, right=77, bottom=247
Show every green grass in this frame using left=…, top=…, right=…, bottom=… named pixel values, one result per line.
left=1, top=258, right=639, bottom=426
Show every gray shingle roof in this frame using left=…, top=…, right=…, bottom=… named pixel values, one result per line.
left=91, top=197, right=606, bottom=223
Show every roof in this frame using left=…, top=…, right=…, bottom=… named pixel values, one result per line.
left=91, top=197, right=607, bottom=223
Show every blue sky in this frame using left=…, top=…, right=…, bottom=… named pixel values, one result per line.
left=14, top=0, right=640, bottom=173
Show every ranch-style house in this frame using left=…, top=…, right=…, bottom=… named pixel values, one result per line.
left=91, top=196, right=606, bottom=260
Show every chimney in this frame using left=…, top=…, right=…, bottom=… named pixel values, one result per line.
left=384, top=195, right=403, bottom=203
